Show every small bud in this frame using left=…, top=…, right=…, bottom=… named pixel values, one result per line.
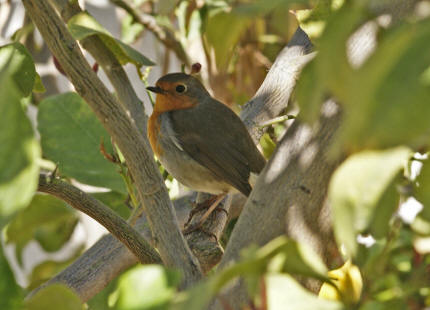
left=191, top=62, right=202, bottom=74
left=53, top=56, right=66, bottom=76
left=92, top=62, right=99, bottom=73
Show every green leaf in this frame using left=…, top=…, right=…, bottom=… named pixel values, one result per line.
left=0, top=42, right=36, bottom=96
left=329, top=147, right=410, bottom=256
left=205, top=10, right=250, bottom=68
left=0, top=246, right=23, bottom=310
left=0, top=65, right=40, bottom=219
left=367, top=173, right=401, bottom=239
left=6, top=194, right=78, bottom=264
left=295, top=0, right=345, bottom=39
left=91, top=191, right=130, bottom=219
left=87, top=277, right=119, bottom=310
left=266, top=238, right=328, bottom=280
left=68, top=12, right=154, bottom=69
left=28, top=254, right=83, bottom=291
left=25, top=284, right=84, bottom=310
left=121, top=14, right=144, bottom=44
left=174, top=236, right=329, bottom=310
left=296, top=58, right=327, bottom=123
left=315, top=3, right=364, bottom=100
left=113, top=265, right=180, bottom=310
left=259, top=133, right=277, bottom=158
left=205, top=0, right=305, bottom=68
left=415, top=159, right=430, bottom=221
left=38, top=92, right=126, bottom=193
left=295, top=3, right=365, bottom=124
left=265, top=274, right=342, bottom=310
left=337, top=17, right=430, bottom=151
left=33, top=73, right=46, bottom=93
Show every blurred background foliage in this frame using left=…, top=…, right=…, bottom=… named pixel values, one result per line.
left=1, top=0, right=430, bottom=309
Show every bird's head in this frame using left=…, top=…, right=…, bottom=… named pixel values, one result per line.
left=147, top=73, right=209, bottom=113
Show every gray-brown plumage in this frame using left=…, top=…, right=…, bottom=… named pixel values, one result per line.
left=147, top=73, right=266, bottom=196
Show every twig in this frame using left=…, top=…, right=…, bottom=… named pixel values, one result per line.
left=258, top=115, right=296, bottom=128
left=110, top=0, right=190, bottom=66
left=37, top=173, right=161, bottom=265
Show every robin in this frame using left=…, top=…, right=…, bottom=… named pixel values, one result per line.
left=146, top=72, right=266, bottom=226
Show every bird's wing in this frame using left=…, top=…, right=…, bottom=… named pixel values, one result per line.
left=169, top=98, right=265, bottom=196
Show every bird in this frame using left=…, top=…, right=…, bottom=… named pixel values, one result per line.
left=146, top=72, right=266, bottom=228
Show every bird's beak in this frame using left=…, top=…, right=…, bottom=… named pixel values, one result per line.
left=146, top=86, right=164, bottom=94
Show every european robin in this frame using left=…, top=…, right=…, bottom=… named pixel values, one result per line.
left=147, top=72, right=266, bottom=201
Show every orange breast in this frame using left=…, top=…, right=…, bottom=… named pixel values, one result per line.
left=148, top=91, right=197, bottom=157
left=148, top=112, right=163, bottom=157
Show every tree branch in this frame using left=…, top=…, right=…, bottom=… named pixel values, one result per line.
left=23, top=0, right=201, bottom=286
left=241, top=27, right=314, bottom=142
left=28, top=193, right=196, bottom=302
left=51, top=0, right=147, bottom=141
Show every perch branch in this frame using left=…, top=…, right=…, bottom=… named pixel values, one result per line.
left=23, top=0, right=201, bottom=287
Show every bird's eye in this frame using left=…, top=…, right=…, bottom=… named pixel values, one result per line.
left=175, top=84, right=187, bottom=93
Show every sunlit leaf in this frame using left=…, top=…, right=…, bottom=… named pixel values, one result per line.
left=259, top=133, right=277, bottom=158
left=25, top=284, right=84, bottom=310
left=68, top=12, right=154, bottom=69
left=0, top=62, right=40, bottom=219
left=0, top=42, right=36, bottom=96
left=329, top=147, right=410, bottom=256
left=33, top=73, right=46, bottom=93
left=38, top=92, right=126, bottom=193
left=319, top=260, right=362, bottom=305
left=113, top=265, right=180, bottom=310
left=266, top=274, right=342, bottom=310
left=174, top=236, right=329, bottom=310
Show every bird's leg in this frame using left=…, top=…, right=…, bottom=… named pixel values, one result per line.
left=184, top=194, right=226, bottom=227
left=183, top=193, right=227, bottom=234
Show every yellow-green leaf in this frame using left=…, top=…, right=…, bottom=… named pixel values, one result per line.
left=68, top=12, right=154, bottom=68
left=329, top=147, right=410, bottom=256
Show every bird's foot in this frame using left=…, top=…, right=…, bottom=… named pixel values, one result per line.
left=183, top=224, right=219, bottom=243
left=184, top=195, right=218, bottom=227
left=183, top=194, right=228, bottom=232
